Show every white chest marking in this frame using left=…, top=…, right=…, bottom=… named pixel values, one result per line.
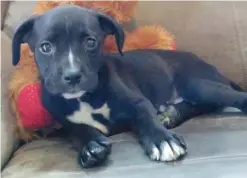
left=93, top=103, right=110, bottom=118
left=67, top=101, right=110, bottom=134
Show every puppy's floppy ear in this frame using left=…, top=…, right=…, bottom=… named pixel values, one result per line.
left=12, top=15, right=40, bottom=66
left=96, top=12, right=125, bottom=55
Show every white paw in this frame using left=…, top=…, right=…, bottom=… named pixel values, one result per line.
left=149, top=141, right=186, bottom=162
left=150, top=147, right=160, bottom=161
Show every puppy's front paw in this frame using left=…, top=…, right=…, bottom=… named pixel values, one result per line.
left=140, top=130, right=187, bottom=162
left=79, top=138, right=112, bottom=168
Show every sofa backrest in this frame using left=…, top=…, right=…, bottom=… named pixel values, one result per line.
left=135, top=1, right=247, bottom=89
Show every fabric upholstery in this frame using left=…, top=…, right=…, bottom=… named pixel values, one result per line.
left=135, top=1, right=247, bottom=89
left=1, top=1, right=247, bottom=177
left=2, top=115, right=247, bottom=178
left=1, top=31, right=19, bottom=169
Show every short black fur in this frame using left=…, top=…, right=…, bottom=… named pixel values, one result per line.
left=12, top=5, right=247, bottom=168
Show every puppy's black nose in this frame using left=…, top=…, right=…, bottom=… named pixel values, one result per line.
left=64, top=71, right=82, bottom=85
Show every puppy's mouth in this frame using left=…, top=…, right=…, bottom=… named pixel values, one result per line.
left=44, top=73, right=98, bottom=98
left=62, top=91, right=86, bottom=99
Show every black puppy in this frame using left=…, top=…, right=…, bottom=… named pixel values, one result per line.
left=12, top=5, right=247, bottom=168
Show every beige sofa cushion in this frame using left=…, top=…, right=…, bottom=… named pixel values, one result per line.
left=1, top=31, right=19, bottom=169
left=2, top=115, right=247, bottom=178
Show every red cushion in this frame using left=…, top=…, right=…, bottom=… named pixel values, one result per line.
left=17, top=84, right=53, bottom=129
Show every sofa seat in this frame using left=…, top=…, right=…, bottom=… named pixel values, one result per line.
left=2, top=114, right=247, bottom=178
left=1, top=2, right=247, bottom=178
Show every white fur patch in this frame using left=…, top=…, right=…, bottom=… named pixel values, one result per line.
left=159, top=105, right=166, bottom=112
left=222, top=107, right=241, bottom=112
left=160, top=142, right=175, bottom=161
left=172, top=97, right=184, bottom=104
left=68, top=48, right=76, bottom=68
left=160, top=141, right=185, bottom=161
left=62, top=91, right=85, bottom=99
left=149, top=141, right=185, bottom=162
left=93, top=103, right=110, bottom=119
left=67, top=100, right=110, bottom=134
left=150, top=146, right=160, bottom=161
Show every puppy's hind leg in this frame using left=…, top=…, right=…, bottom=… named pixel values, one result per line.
left=159, top=101, right=219, bottom=129
left=158, top=86, right=219, bottom=129
left=176, top=78, right=247, bottom=114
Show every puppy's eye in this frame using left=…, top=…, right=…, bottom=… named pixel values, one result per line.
left=40, top=42, right=52, bottom=54
left=85, top=37, right=97, bottom=50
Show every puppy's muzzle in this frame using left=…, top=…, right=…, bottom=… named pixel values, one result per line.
left=63, top=67, right=82, bottom=85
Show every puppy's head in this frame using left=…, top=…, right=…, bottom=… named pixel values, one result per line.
left=12, top=5, right=125, bottom=99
